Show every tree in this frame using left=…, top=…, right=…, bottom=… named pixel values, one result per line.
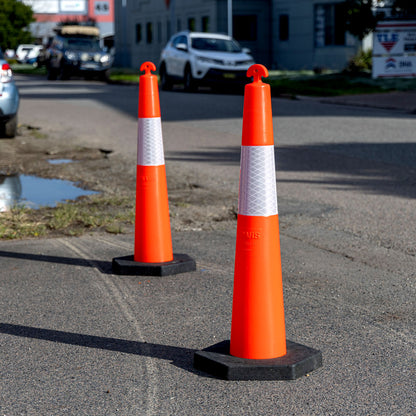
left=343, top=0, right=379, bottom=40
left=0, top=0, right=35, bottom=51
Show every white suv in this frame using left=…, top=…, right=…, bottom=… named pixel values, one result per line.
left=159, top=31, right=254, bottom=91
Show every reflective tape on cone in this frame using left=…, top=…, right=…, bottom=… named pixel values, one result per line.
left=137, top=118, right=165, bottom=166
left=238, top=145, right=278, bottom=217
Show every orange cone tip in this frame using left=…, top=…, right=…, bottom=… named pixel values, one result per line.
left=138, top=61, right=161, bottom=118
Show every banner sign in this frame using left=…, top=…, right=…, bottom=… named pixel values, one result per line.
left=60, top=0, right=87, bottom=13
left=373, top=21, right=416, bottom=78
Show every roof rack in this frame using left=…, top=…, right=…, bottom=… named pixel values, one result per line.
left=54, top=25, right=100, bottom=37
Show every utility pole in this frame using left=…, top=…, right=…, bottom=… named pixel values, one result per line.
left=121, top=0, right=128, bottom=67
left=228, top=0, right=232, bottom=37
left=170, top=0, right=176, bottom=37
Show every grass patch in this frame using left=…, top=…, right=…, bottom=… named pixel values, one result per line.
left=0, top=206, right=47, bottom=239
left=108, top=67, right=140, bottom=83
left=11, top=63, right=47, bottom=76
left=0, top=194, right=135, bottom=240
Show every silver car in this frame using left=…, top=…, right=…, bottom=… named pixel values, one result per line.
left=0, top=49, right=19, bottom=138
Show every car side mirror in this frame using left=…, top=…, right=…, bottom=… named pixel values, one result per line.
left=242, top=47, right=252, bottom=55
left=176, top=43, right=188, bottom=52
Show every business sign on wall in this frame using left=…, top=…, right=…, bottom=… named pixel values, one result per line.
left=373, top=21, right=416, bottom=78
left=23, top=0, right=86, bottom=14
left=60, top=0, right=87, bottom=13
left=94, top=1, right=110, bottom=15
left=23, top=0, right=59, bottom=13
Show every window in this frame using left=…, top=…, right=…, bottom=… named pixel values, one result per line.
left=146, top=22, right=153, bottom=44
left=279, top=14, right=289, bottom=41
left=177, top=19, right=181, bottom=31
left=315, top=3, right=346, bottom=47
left=136, top=24, right=142, bottom=43
left=202, top=16, right=210, bottom=32
left=157, top=21, right=162, bottom=43
left=233, top=15, right=257, bottom=41
left=166, top=20, right=171, bottom=41
left=188, top=18, right=196, bottom=32
left=172, top=35, right=187, bottom=49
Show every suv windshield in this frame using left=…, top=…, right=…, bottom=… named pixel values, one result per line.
left=63, top=37, right=101, bottom=51
left=191, top=37, right=242, bottom=53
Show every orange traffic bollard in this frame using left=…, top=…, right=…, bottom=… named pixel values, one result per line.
left=134, top=61, right=172, bottom=263
left=112, top=62, right=195, bottom=276
left=194, top=64, right=322, bottom=380
left=230, top=63, right=286, bottom=359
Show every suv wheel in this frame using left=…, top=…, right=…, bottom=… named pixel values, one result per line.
left=59, top=63, right=70, bottom=80
left=46, top=65, right=58, bottom=80
left=184, top=66, right=196, bottom=92
left=159, top=64, right=172, bottom=91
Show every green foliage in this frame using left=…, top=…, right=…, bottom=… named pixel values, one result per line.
left=344, top=0, right=378, bottom=40
left=0, top=0, right=35, bottom=50
left=344, top=49, right=373, bottom=73
left=0, top=194, right=135, bottom=240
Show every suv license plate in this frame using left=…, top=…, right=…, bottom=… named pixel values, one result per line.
left=82, top=63, right=98, bottom=69
left=223, top=73, right=236, bottom=79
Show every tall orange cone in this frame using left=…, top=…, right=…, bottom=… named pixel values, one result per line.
left=112, top=62, right=195, bottom=276
left=194, top=64, right=322, bottom=380
left=134, top=61, right=172, bottom=264
left=230, top=63, right=286, bottom=359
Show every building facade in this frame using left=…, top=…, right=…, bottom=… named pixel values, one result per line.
left=114, top=0, right=362, bottom=71
left=22, top=0, right=114, bottom=45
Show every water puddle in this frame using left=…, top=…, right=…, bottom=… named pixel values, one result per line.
left=48, top=159, right=74, bottom=165
left=0, top=174, right=98, bottom=212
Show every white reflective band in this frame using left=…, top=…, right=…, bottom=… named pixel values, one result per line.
left=238, top=145, right=278, bottom=216
left=137, top=118, right=165, bottom=166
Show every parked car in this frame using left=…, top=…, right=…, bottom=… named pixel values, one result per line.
left=15, top=44, right=38, bottom=63
left=45, top=25, right=113, bottom=80
left=159, top=31, right=255, bottom=91
left=24, top=45, right=44, bottom=66
left=0, top=49, right=19, bottom=138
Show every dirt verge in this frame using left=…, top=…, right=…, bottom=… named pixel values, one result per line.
left=0, top=124, right=237, bottom=239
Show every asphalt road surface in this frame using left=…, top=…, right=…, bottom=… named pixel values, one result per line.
left=0, top=75, right=415, bottom=415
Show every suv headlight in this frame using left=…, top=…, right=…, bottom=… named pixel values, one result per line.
left=196, top=56, right=223, bottom=65
left=100, top=54, right=111, bottom=64
left=65, top=51, right=78, bottom=61
left=239, top=59, right=255, bottom=65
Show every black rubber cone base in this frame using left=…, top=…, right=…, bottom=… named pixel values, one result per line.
left=194, top=340, right=322, bottom=380
left=112, top=253, right=196, bottom=276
